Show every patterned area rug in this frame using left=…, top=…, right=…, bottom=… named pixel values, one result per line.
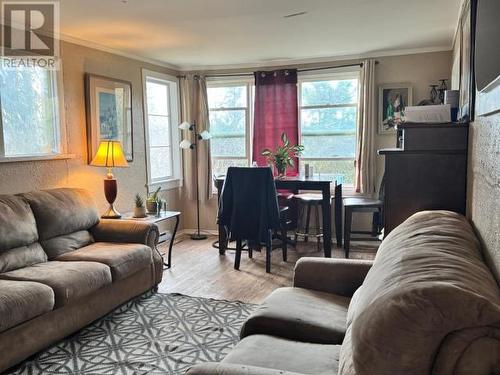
left=8, top=292, right=255, bottom=375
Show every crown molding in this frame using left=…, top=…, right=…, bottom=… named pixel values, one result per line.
left=58, top=33, right=183, bottom=72
left=179, top=46, right=453, bottom=72
left=15, top=28, right=452, bottom=73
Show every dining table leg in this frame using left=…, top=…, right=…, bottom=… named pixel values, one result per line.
left=321, top=186, right=332, bottom=257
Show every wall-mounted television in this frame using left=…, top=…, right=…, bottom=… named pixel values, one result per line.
left=475, top=0, right=500, bottom=116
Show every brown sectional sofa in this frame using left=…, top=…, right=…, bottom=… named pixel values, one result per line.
left=0, top=188, right=162, bottom=372
left=187, top=211, right=500, bottom=374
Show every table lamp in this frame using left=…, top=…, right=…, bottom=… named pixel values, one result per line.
left=90, top=140, right=129, bottom=219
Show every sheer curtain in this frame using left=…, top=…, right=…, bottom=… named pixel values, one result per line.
left=355, top=59, right=377, bottom=195
left=179, top=74, right=212, bottom=201
left=253, top=69, right=299, bottom=175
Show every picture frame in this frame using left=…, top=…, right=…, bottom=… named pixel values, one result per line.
left=85, top=73, right=133, bottom=163
left=378, top=83, right=413, bottom=134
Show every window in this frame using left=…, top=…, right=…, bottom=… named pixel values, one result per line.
left=142, top=70, right=181, bottom=189
left=298, top=72, right=359, bottom=186
left=0, top=66, right=64, bottom=159
left=207, top=79, right=253, bottom=176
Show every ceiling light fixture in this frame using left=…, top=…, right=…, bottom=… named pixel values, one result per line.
left=283, top=11, right=307, bottom=18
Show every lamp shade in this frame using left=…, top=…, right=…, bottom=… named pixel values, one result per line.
left=179, top=121, right=192, bottom=130
left=179, top=139, right=193, bottom=149
left=90, top=140, right=129, bottom=168
left=199, top=130, right=211, bottom=140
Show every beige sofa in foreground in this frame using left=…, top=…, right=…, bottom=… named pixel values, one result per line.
left=187, top=210, right=500, bottom=374
left=0, top=188, right=163, bottom=372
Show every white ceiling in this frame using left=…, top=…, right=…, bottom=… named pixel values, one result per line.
left=59, top=0, right=462, bottom=70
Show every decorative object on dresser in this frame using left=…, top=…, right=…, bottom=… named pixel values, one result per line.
left=378, top=83, right=412, bottom=134
left=122, top=210, right=180, bottom=269
left=90, top=140, right=129, bottom=219
left=179, top=121, right=211, bottom=240
left=379, top=122, right=468, bottom=234
left=85, top=74, right=133, bottom=162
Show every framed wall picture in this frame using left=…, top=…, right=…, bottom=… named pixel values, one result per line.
left=378, top=83, right=413, bottom=134
left=85, top=74, right=133, bottom=162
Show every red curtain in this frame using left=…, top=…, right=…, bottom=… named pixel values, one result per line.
left=253, top=69, right=299, bottom=175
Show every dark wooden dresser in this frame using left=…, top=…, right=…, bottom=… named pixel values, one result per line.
left=379, top=122, right=469, bottom=235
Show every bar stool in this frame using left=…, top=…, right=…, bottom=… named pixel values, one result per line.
left=294, top=193, right=324, bottom=250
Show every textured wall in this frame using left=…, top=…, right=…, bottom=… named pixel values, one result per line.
left=0, top=41, right=182, bottom=219
left=467, top=113, right=500, bottom=283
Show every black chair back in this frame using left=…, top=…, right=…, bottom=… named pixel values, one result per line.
left=218, top=167, right=280, bottom=243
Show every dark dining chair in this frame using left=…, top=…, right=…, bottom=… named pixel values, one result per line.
left=217, top=167, right=288, bottom=273
left=342, top=176, right=385, bottom=258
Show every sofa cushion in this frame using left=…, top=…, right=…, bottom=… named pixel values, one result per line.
left=341, top=211, right=500, bottom=375
left=0, top=195, right=38, bottom=250
left=0, top=195, right=47, bottom=273
left=0, top=279, right=54, bottom=333
left=0, top=195, right=46, bottom=272
left=22, top=188, right=99, bottom=241
left=223, top=335, right=340, bottom=375
left=0, top=261, right=112, bottom=308
left=241, top=287, right=349, bottom=344
left=0, top=243, right=47, bottom=274
left=56, top=242, right=153, bottom=281
left=41, top=230, right=94, bottom=259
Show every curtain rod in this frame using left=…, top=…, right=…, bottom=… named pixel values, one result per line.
left=179, top=61, right=378, bottom=79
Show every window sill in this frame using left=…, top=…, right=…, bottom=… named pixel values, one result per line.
left=0, top=154, right=75, bottom=164
left=148, top=178, right=183, bottom=192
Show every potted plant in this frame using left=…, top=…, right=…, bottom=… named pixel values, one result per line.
left=133, top=194, right=147, bottom=218
left=146, top=186, right=161, bottom=214
left=261, top=132, right=304, bottom=177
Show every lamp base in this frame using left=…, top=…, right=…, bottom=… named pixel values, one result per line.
left=191, top=233, right=208, bottom=240
left=102, top=177, right=121, bottom=219
left=101, top=204, right=121, bottom=219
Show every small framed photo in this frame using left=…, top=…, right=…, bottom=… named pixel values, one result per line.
left=378, top=83, right=413, bottom=134
left=85, top=74, right=133, bottom=162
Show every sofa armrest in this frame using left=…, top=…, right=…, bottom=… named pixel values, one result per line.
left=186, top=363, right=305, bottom=375
left=293, top=257, right=373, bottom=297
left=91, top=219, right=159, bottom=250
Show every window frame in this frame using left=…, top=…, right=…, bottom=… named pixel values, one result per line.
left=142, top=69, right=182, bottom=191
left=207, top=77, right=254, bottom=176
left=0, top=66, right=68, bottom=162
left=297, top=69, right=361, bottom=188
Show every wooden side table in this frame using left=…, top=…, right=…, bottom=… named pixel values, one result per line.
left=122, top=211, right=181, bottom=269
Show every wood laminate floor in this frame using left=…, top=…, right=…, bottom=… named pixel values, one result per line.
left=157, top=236, right=378, bottom=304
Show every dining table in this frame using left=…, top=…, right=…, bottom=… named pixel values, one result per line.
left=214, top=174, right=342, bottom=258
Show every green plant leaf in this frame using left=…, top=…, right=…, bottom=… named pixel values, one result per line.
left=281, top=132, right=290, bottom=147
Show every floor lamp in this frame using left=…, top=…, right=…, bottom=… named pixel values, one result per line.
left=179, top=121, right=211, bottom=240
